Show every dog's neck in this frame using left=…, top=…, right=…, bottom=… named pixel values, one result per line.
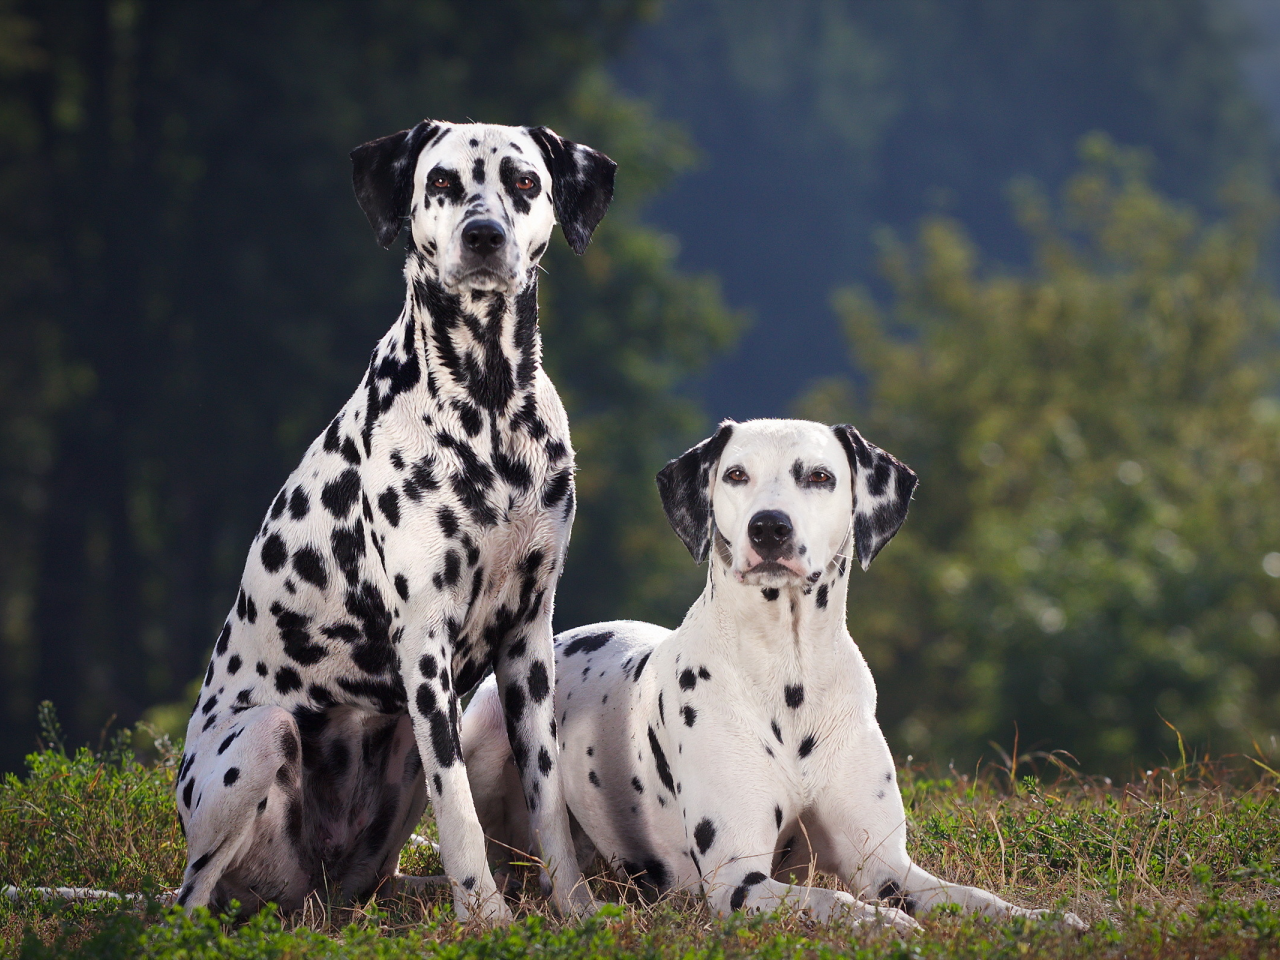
left=393, top=250, right=544, bottom=416
left=696, top=532, right=856, bottom=672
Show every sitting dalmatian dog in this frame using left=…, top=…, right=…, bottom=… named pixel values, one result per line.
left=174, top=119, right=615, bottom=922
left=462, top=418, right=1086, bottom=932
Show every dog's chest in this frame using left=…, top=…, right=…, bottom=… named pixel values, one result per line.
left=654, top=629, right=876, bottom=785
left=363, top=317, right=572, bottom=521
left=210, top=311, right=573, bottom=713
left=359, top=369, right=572, bottom=679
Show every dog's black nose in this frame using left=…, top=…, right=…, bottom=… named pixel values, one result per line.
left=748, top=510, right=794, bottom=559
left=462, top=219, right=506, bottom=254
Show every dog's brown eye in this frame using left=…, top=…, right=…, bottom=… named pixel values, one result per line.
left=724, top=467, right=748, bottom=483
left=516, top=176, right=534, bottom=190
left=808, top=470, right=832, bottom=484
left=432, top=176, right=451, bottom=189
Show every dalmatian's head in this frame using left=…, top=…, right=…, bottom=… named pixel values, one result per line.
left=350, top=120, right=616, bottom=294
left=657, top=419, right=917, bottom=586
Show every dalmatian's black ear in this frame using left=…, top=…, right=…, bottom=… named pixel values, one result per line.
left=526, top=126, right=617, bottom=255
left=350, top=120, right=442, bottom=249
left=656, top=421, right=736, bottom=563
left=831, top=424, right=918, bottom=570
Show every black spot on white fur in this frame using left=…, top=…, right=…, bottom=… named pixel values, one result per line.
left=730, top=871, right=767, bottom=911
left=878, top=879, right=918, bottom=915
left=694, top=817, right=716, bottom=854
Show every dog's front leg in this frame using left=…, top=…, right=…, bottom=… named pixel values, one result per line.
left=880, top=863, right=1087, bottom=931
left=681, top=785, right=918, bottom=932
left=701, top=849, right=919, bottom=931
left=493, top=603, right=596, bottom=916
left=406, top=627, right=511, bottom=923
left=819, top=770, right=1086, bottom=931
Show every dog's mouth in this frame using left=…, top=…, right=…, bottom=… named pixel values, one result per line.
left=734, top=556, right=810, bottom=584
left=444, top=265, right=521, bottom=294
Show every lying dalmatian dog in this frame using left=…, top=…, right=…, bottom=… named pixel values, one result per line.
left=174, top=119, right=615, bottom=922
left=462, top=418, right=1086, bottom=932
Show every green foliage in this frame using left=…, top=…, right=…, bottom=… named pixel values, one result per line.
left=2, top=743, right=1277, bottom=959
left=530, top=70, right=743, bottom=628
left=634, top=0, right=1271, bottom=199
left=898, top=765, right=1279, bottom=900
left=801, top=135, right=1280, bottom=773
left=0, top=0, right=96, bottom=767
left=0, top=1, right=739, bottom=766
left=618, top=0, right=1274, bottom=416
left=20, top=900, right=1280, bottom=960
left=0, top=733, right=183, bottom=896
left=543, top=204, right=740, bottom=625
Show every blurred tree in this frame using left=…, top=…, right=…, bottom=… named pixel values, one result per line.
left=536, top=74, right=741, bottom=631
left=616, top=0, right=1273, bottom=420
left=0, top=0, right=739, bottom=769
left=801, top=135, right=1280, bottom=774
left=0, top=0, right=94, bottom=756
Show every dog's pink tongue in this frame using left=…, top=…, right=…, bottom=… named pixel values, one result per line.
left=774, top=558, right=808, bottom=578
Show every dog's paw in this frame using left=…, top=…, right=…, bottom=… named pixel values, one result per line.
left=537, top=864, right=599, bottom=919
left=1056, top=910, right=1088, bottom=933
left=566, top=886, right=602, bottom=920
left=872, top=905, right=922, bottom=936
left=836, top=895, right=920, bottom=935
left=453, top=886, right=514, bottom=925
left=560, top=894, right=602, bottom=920
left=1024, top=907, right=1088, bottom=933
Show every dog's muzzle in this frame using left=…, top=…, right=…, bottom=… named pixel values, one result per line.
left=736, top=509, right=810, bottom=582
left=446, top=218, right=523, bottom=293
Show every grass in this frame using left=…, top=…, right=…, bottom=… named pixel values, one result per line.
left=0, top=715, right=1276, bottom=959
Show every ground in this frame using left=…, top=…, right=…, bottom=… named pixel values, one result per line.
left=1, top=721, right=1276, bottom=959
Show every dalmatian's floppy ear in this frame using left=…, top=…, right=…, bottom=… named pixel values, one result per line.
left=526, top=126, right=617, bottom=255
left=350, top=120, right=442, bottom=249
left=656, top=420, right=736, bottom=563
left=831, top=424, right=918, bottom=570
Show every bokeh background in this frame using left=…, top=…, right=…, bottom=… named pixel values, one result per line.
left=2, top=0, right=1279, bottom=778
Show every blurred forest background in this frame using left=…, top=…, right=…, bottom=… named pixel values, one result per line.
left=1, top=0, right=1278, bottom=777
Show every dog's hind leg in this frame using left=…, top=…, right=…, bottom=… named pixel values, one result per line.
left=175, top=706, right=310, bottom=913
left=348, top=714, right=431, bottom=903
